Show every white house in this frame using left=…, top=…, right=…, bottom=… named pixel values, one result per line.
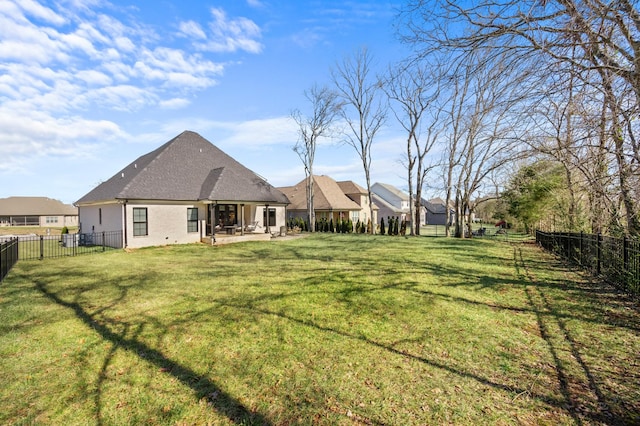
left=76, top=131, right=290, bottom=248
left=371, top=182, right=426, bottom=226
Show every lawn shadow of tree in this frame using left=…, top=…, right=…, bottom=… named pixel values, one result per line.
left=28, top=275, right=272, bottom=426
left=514, top=245, right=638, bottom=425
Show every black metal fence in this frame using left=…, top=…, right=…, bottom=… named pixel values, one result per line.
left=0, top=230, right=123, bottom=278
left=0, top=238, right=18, bottom=282
left=536, top=231, right=640, bottom=296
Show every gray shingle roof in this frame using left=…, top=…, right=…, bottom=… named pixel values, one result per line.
left=425, top=197, right=451, bottom=214
left=76, top=131, right=289, bottom=205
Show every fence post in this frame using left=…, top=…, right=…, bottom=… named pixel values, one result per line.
left=1, top=241, right=5, bottom=281
left=102, top=232, right=105, bottom=252
left=597, top=233, right=602, bottom=275
left=624, top=235, right=629, bottom=283
left=578, top=231, right=584, bottom=266
left=39, top=235, right=44, bottom=261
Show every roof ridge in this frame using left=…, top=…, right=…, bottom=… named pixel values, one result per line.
left=118, top=134, right=180, bottom=197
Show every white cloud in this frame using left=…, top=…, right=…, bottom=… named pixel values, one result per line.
left=159, top=98, right=191, bottom=109
left=129, top=116, right=298, bottom=150
left=178, top=20, right=206, bottom=40
left=246, top=0, right=266, bottom=8
left=57, top=30, right=99, bottom=57
left=290, top=28, right=326, bottom=49
left=0, top=0, right=267, bottom=199
left=0, top=108, right=124, bottom=173
left=0, top=1, right=228, bottom=117
left=132, top=47, right=223, bottom=90
left=0, top=15, right=69, bottom=64
left=195, top=7, right=263, bottom=53
left=76, top=69, right=113, bottom=86
left=216, top=117, right=298, bottom=148
left=16, top=0, right=67, bottom=26
left=114, top=36, right=136, bottom=52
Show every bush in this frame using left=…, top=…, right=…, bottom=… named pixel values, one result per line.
left=61, top=226, right=69, bottom=234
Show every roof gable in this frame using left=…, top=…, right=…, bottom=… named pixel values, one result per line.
left=425, top=197, right=453, bottom=214
left=77, top=131, right=289, bottom=205
left=337, top=180, right=367, bottom=195
left=279, top=175, right=361, bottom=211
left=372, top=182, right=409, bottom=204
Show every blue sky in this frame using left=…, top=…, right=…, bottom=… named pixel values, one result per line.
left=0, top=0, right=416, bottom=204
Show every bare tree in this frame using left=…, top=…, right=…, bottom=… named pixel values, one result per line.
left=440, top=49, right=528, bottom=237
left=332, top=48, right=387, bottom=233
left=400, top=0, right=640, bottom=235
left=291, top=85, right=340, bottom=232
left=385, top=60, right=444, bottom=235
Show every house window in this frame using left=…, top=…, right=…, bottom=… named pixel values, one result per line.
left=351, top=211, right=359, bottom=223
left=263, top=208, right=276, bottom=227
left=215, top=204, right=237, bottom=226
left=133, top=208, right=148, bottom=236
left=45, top=216, right=58, bottom=224
left=98, top=208, right=102, bottom=225
left=187, top=208, right=198, bottom=233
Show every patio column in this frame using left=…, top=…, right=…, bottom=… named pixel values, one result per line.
left=265, top=204, right=270, bottom=235
left=210, top=203, right=216, bottom=244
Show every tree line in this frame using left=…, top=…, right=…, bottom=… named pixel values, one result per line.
left=293, top=0, right=639, bottom=237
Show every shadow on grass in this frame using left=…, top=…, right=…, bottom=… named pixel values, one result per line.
left=514, top=246, right=634, bottom=425
left=30, top=277, right=271, bottom=426
left=215, top=299, right=570, bottom=414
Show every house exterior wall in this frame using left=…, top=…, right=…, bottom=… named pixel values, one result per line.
left=426, top=211, right=449, bottom=226
left=64, top=215, right=79, bottom=227
left=79, top=203, right=122, bottom=233
left=353, top=193, right=377, bottom=226
left=418, top=206, right=427, bottom=226
left=80, top=202, right=288, bottom=248
left=125, top=202, right=206, bottom=249
left=37, top=215, right=79, bottom=228
left=377, top=205, right=396, bottom=223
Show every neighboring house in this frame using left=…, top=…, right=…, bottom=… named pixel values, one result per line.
left=425, top=197, right=455, bottom=226
left=371, top=182, right=426, bottom=225
left=279, top=175, right=378, bottom=227
left=76, top=131, right=290, bottom=249
left=0, top=196, right=78, bottom=227
left=336, top=180, right=378, bottom=226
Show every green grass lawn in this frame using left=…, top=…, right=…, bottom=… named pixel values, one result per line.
left=1, top=234, right=638, bottom=425
left=0, top=226, right=79, bottom=236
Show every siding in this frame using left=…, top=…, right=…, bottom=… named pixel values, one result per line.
left=125, top=203, right=205, bottom=249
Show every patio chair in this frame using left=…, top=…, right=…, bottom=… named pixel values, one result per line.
left=244, top=221, right=260, bottom=232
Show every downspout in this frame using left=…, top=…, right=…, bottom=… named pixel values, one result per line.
left=123, top=201, right=128, bottom=248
